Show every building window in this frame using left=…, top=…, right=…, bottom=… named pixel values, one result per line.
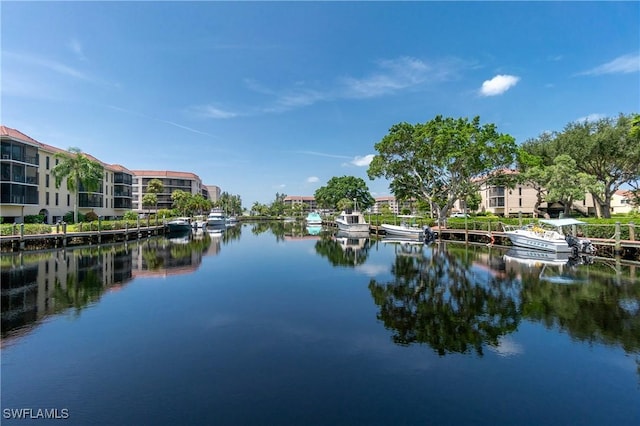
left=519, top=198, right=522, bottom=207
left=46, top=192, right=49, bottom=205
left=46, top=156, right=50, bottom=169
left=55, top=158, right=59, bottom=165
left=67, top=194, right=70, bottom=206
left=518, top=187, right=522, bottom=196
left=55, top=193, right=59, bottom=206
left=46, top=174, right=49, bottom=188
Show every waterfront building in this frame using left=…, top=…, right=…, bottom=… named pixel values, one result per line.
left=206, top=185, right=221, bottom=203
left=1, top=126, right=134, bottom=223
left=131, top=170, right=210, bottom=214
left=283, top=195, right=317, bottom=212
left=371, top=196, right=416, bottom=215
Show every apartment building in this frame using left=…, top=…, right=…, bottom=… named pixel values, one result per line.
left=1, top=126, right=135, bottom=223
left=371, top=196, right=416, bottom=215
left=283, top=195, right=317, bottom=211
left=206, top=185, right=221, bottom=203
left=131, top=170, right=209, bottom=214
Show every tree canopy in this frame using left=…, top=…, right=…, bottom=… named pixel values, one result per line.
left=314, top=176, right=375, bottom=211
left=368, top=115, right=518, bottom=222
left=51, top=147, right=104, bottom=223
left=521, top=113, right=640, bottom=217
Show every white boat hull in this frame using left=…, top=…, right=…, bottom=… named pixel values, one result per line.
left=336, top=222, right=369, bottom=232
left=380, top=224, right=424, bottom=238
left=504, top=230, right=571, bottom=253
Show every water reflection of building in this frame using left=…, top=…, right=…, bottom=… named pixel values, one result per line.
left=130, top=235, right=212, bottom=278
left=1, top=247, right=133, bottom=342
left=1, top=236, right=211, bottom=341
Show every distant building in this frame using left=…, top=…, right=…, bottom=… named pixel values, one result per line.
left=283, top=195, right=317, bottom=211
left=131, top=170, right=210, bottom=214
left=371, top=196, right=416, bottom=215
left=206, top=185, right=221, bottom=203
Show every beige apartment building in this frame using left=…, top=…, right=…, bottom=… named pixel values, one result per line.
left=283, top=195, right=318, bottom=211
left=131, top=170, right=209, bottom=214
left=1, top=126, right=134, bottom=224
left=1, top=125, right=220, bottom=223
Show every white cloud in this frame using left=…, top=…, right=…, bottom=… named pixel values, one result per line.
left=68, top=38, right=86, bottom=61
left=479, top=74, right=520, bottom=96
left=193, top=105, right=238, bottom=119
left=5, top=51, right=89, bottom=81
left=243, top=55, right=469, bottom=114
left=579, top=53, right=640, bottom=75
left=350, top=154, right=375, bottom=167
left=294, top=150, right=351, bottom=160
left=576, top=113, right=606, bottom=122
left=306, top=176, right=319, bottom=183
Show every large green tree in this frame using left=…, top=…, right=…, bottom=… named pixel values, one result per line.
left=51, top=147, right=104, bottom=223
left=314, top=176, right=375, bottom=211
left=544, top=155, right=598, bottom=216
left=543, top=114, right=639, bottom=218
left=368, top=116, right=518, bottom=223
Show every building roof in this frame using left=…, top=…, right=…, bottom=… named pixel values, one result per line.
left=284, top=195, right=316, bottom=201
left=131, top=170, right=202, bottom=180
left=0, top=125, right=42, bottom=146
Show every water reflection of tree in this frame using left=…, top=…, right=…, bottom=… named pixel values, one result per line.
left=315, top=236, right=370, bottom=267
left=521, top=275, right=640, bottom=353
left=53, top=270, right=104, bottom=317
left=222, top=224, right=242, bottom=243
left=368, top=244, right=521, bottom=356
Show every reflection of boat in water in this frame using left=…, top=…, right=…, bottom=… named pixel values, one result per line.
left=503, top=247, right=571, bottom=266
left=382, top=236, right=425, bottom=257
left=335, top=229, right=370, bottom=239
left=306, top=225, right=322, bottom=235
left=503, top=219, right=595, bottom=255
left=503, top=247, right=594, bottom=285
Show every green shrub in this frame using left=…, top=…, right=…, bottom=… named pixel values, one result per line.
left=24, top=214, right=45, bottom=224
left=123, top=211, right=138, bottom=220
left=63, top=211, right=85, bottom=224
left=84, top=211, right=99, bottom=222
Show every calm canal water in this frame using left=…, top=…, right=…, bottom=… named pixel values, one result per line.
left=2, top=221, right=639, bottom=425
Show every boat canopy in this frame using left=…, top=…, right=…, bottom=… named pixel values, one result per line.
left=539, top=218, right=586, bottom=227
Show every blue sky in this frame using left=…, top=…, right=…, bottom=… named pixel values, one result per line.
left=2, top=2, right=639, bottom=206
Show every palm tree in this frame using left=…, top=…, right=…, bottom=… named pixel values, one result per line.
left=146, top=178, right=164, bottom=214
left=51, top=147, right=104, bottom=223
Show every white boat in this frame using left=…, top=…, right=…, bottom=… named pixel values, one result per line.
left=335, top=208, right=369, bottom=233
left=226, top=216, right=239, bottom=226
left=503, top=218, right=596, bottom=254
left=167, top=217, right=192, bottom=233
left=191, top=215, right=207, bottom=229
left=380, top=215, right=430, bottom=238
left=305, top=212, right=322, bottom=225
left=207, top=209, right=227, bottom=228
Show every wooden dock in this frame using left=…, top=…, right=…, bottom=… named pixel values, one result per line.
left=1, top=224, right=167, bottom=251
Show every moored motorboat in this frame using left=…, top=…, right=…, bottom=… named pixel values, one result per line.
left=207, top=209, right=227, bottom=229
left=335, top=208, right=369, bottom=233
left=305, top=212, right=322, bottom=225
left=167, top=217, right=192, bottom=233
left=503, top=218, right=596, bottom=254
left=380, top=215, right=433, bottom=239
